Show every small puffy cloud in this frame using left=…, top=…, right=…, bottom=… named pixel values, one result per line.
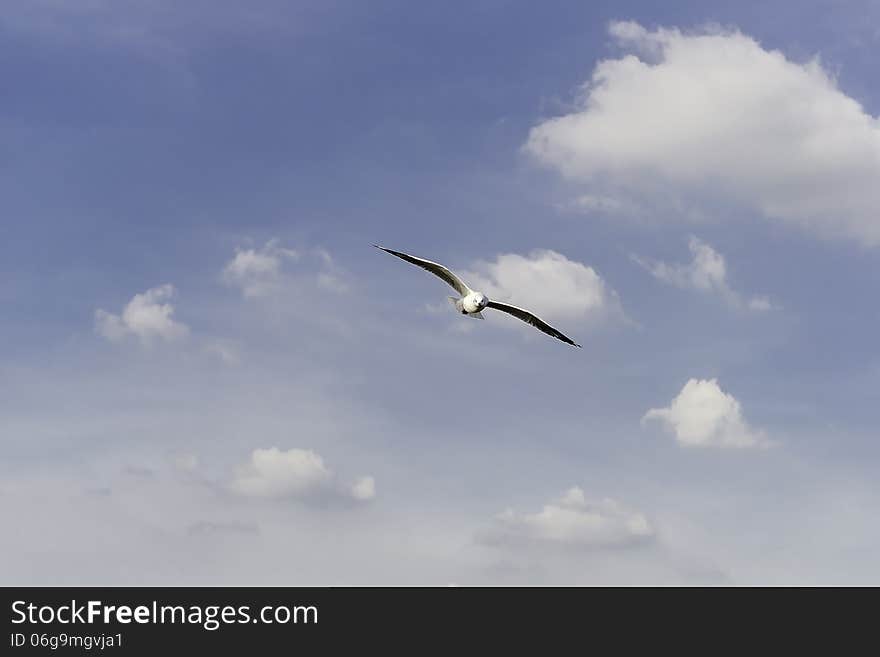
left=633, top=237, right=771, bottom=311
left=95, top=284, right=189, bottom=344
left=525, top=21, right=880, bottom=246
left=229, top=447, right=374, bottom=504
left=350, top=476, right=376, bottom=501
left=231, top=448, right=330, bottom=498
left=223, top=240, right=350, bottom=297
left=643, top=378, right=768, bottom=449
left=222, top=239, right=298, bottom=298
left=480, top=486, right=654, bottom=550
left=463, top=249, right=622, bottom=324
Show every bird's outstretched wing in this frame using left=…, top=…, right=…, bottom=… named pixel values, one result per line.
left=486, top=301, right=581, bottom=348
left=373, top=245, right=471, bottom=296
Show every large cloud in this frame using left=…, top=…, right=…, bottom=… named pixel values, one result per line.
left=633, top=237, right=771, bottom=311
left=525, top=21, right=880, bottom=246
left=479, top=486, right=654, bottom=550
left=95, top=284, right=189, bottom=344
left=643, top=378, right=768, bottom=449
left=463, top=249, right=621, bottom=324
left=230, top=447, right=375, bottom=503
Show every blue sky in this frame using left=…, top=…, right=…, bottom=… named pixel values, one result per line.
left=2, top=0, right=879, bottom=584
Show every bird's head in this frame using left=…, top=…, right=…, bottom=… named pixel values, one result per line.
left=475, top=293, right=488, bottom=309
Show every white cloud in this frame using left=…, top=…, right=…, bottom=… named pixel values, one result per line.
left=525, top=21, right=880, bottom=246
left=222, top=239, right=298, bottom=298
left=95, top=284, right=189, bottom=344
left=222, top=240, right=350, bottom=298
left=350, top=476, right=376, bottom=501
left=643, top=378, right=768, bottom=448
left=463, top=249, right=621, bottom=324
left=230, top=447, right=374, bottom=504
left=313, top=247, right=351, bottom=294
left=633, top=237, right=772, bottom=310
left=480, top=486, right=654, bottom=550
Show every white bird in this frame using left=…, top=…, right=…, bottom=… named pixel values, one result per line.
left=373, top=245, right=581, bottom=348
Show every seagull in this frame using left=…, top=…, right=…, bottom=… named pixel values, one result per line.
left=373, top=245, right=581, bottom=347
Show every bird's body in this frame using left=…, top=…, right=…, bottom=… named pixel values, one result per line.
left=454, top=291, right=489, bottom=316
left=373, top=245, right=581, bottom=347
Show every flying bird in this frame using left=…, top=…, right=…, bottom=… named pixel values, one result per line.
left=373, top=245, right=581, bottom=347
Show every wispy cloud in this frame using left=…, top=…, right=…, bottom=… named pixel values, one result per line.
left=632, top=237, right=772, bottom=311
left=222, top=240, right=351, bottom=299
left=479, top=486, right=654, bottom=550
